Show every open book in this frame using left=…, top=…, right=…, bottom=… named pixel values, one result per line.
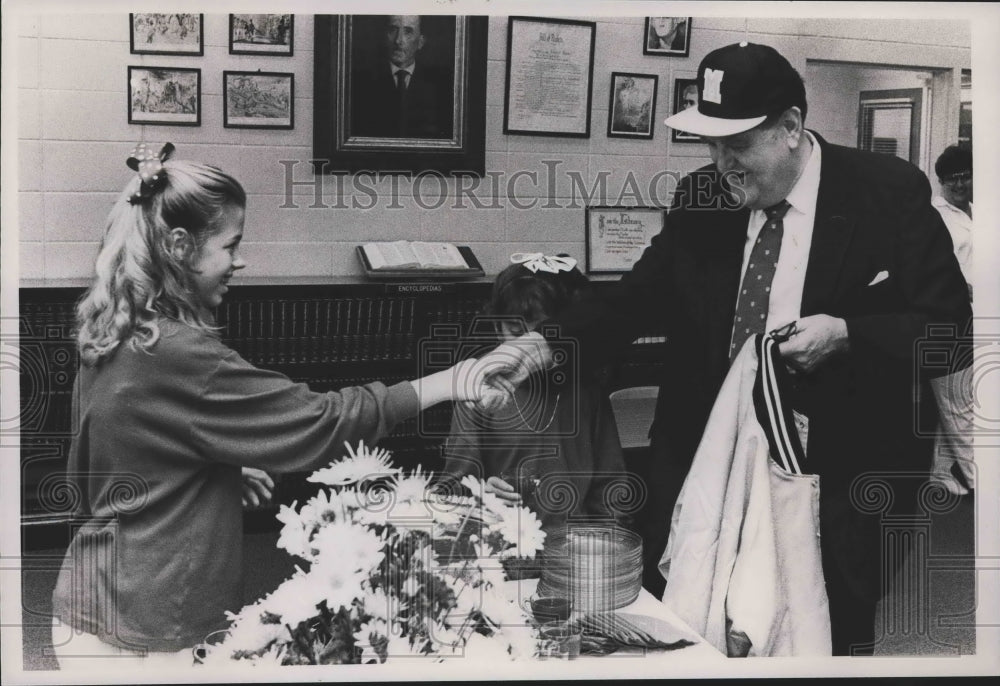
left=361, top=241, right=469, bottom=270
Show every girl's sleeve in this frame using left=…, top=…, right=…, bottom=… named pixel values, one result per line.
left=190, top=349, right=419, bottom=472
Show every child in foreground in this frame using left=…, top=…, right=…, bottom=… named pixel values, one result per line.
left=50, top=142, right=487, bottom=668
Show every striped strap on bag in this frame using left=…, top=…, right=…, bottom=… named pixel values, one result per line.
left=752, top=333, right=809, bottom=475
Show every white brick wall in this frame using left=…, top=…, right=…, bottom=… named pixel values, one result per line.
left=14, top=12, right=971, bottom=281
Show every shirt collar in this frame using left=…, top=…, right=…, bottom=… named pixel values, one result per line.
left=781, top=130, right=822, bottom=217
left=390, top=62, right=415, bottom=77
left=933, top=195, right=973, bottom=213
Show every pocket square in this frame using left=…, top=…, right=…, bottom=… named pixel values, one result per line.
left=868, top=270, right=889, bottom=286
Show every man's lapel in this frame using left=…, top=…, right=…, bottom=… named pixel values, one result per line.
left=802, top=134, right=857, bottom=316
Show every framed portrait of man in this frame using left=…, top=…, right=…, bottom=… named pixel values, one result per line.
left=643, top=17, right=691, bottom=57
left=671, top=77, right=701, bottom=142
left=314, top=15, right=487, bottom=175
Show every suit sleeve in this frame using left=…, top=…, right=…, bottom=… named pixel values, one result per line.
left=843, top=170, right=972, bottom=378
left=583, top=386, right=629, bottom=519
left=190, top=349, right=419, bottom=472
left=545, top=176, right=697, bottom=373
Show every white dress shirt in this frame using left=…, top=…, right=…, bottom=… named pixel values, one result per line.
left=931, top=196, right=973, bottom=287
left=737, top=130, right=822, bottom=333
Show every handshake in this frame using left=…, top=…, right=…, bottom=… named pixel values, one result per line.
left=450, top=331, right=555, bottom=412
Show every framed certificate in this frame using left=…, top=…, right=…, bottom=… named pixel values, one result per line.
left=585, top=206, right=665, bottom=274
left=503, top=16, right=596, bottom=138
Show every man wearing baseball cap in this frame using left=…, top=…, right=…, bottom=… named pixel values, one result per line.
left=478, top=42, right=971, bottom=655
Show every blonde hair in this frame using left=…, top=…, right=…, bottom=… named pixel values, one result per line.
left=76, top=158, right=246, bottom=366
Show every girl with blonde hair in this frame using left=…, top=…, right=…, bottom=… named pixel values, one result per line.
left=51, top=143, right=487, bottom=668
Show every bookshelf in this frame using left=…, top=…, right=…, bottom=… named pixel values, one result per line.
left=17, top=278, right=666, bottom=549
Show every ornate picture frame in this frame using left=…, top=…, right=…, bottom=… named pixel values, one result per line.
left=313, top=15, right=488, bottom=176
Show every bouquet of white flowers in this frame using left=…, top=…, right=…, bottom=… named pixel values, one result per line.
left=199, top=441, right=545, bottom=665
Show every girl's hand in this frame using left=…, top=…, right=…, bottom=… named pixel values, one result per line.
left=485, top=475, right=521, bottom=504
left=241, top=467, right=274, bottom=507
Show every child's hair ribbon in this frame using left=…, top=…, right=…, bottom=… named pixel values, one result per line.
left=510, top=252, right=578, bottom=274
left=126, top=142, right=175, bottom=205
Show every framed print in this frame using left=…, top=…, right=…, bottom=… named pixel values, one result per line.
left=504, top=16, right=596, bottom=137
left=229, top=14, right=294, bottom=55
left=643, top=17, right=691, bottom=57
left=224, top=71, right=294, bottom=129
left=130, top=14, right=203, bottom=56
left=671, top=78, right=701, bottom=142
left=314, top=15, right=488, bottom=175
left=585, top=206, right=665, bottom=274
left=128, top=66, right=201, bottom=126
left=607, top=72, right=658, bottom=139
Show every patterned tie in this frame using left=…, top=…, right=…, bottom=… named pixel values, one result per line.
left=729, top=200, right=791, bottom=363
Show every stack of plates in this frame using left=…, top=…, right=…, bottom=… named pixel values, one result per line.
left=536, top=525, right=643, bottom=613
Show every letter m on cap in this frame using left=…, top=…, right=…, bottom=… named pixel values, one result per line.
left=704, top=68, right=724, bottom=104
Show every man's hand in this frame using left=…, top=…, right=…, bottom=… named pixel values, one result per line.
left=241, top=468, right=274, bottom=508
left=471, top=332, right=553, bottom=412
left=776, top=314, right=850, bottom=374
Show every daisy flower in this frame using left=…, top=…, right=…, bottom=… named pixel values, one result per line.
left=275, top=503, right=312, bottom=559
left=308, top=440, right=400, bottom=486
left=489, top=506, right=545, bottom=559
left=261, top=573, right=324, bottom=628
left=310, top=521, right=386, bottom=576
left=359, top=587, right=391, bottom=623
left=353, top=618, right=390, bottom=664
left=393, top=466, right=432, bottom=503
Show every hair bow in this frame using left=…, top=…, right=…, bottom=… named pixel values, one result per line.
left=510, top=252, right=578, bottom=274
left=126, top=142, right=175, bottom=205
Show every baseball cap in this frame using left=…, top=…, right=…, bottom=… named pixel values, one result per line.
left=664, top=42, right=805, bottom=137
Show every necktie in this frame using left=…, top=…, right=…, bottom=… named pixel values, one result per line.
left=395, top=70, right=410, bottom=135
left=395, top=69, right=408, bottom=92
left=729, top=200, right=791, bottom=363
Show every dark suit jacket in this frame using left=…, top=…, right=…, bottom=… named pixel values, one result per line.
left=351, top=63, right=453, bottom=139
left=552, top=134, right=972, bottom=600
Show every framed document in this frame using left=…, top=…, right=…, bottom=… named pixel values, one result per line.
left=503, top=16, right=596, bottom=138
left=585, top=206, right=665, bottom=274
